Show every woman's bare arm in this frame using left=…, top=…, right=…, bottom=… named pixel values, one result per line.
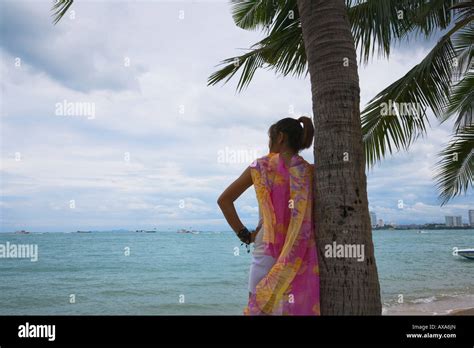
left=217, top=166, right=256, bottom=239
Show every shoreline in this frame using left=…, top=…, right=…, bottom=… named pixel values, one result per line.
left=384, top=293, right=474, bottom=316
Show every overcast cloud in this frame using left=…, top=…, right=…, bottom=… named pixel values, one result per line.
left=0, top=0, right=471, bottom=232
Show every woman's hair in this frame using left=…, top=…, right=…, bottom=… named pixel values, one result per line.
left=268, top=116, right=314, bottom=152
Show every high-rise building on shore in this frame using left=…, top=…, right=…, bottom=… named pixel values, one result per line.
left=369, top=211, right=376, bottom=227
left=445, top=216, right=452, bottom=226
left=377, top=219, right=384, bottom=227
left=445, top=215, right=462, bottom=227
left=469, top=210, right=474, bottom=227
left=455, top=216, right=462, bottom=226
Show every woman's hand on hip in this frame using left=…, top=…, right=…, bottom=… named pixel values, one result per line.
left=250, top=231, right=257, bottom=243
left=250, top=223, right=262, bottom=243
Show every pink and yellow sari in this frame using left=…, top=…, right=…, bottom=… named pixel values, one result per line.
left=244, top=152, right=320, bottom=315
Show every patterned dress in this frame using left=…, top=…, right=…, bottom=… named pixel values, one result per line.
left=244, top=152, right=320, bottom=315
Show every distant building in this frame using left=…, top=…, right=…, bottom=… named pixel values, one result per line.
left=445, top=215, right=462, bottom=227
left=469, top=210, right=474, bottom=227
left=369, top=212, right=377, bottom=227
left=445, top=216, right=454, bottom=226
left=377, top=219, right=384, bottom=227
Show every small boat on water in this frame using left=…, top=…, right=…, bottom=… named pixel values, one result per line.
left=177, top=228, right=200, bottom=234
left=453, top=248, right=474, bottom=260
left=76, top=230, right=92, bottom=233
left=136, top=229, right=157, bottom=233
left=14, top=230, right=30, bottom=234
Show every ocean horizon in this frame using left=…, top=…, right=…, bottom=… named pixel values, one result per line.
left=0, top=229, right=472, bottom=315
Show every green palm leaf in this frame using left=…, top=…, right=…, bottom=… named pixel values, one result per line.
left=362, top=37, right=453, bottom=168
left=207, top=11, right=306, bottom=92
left=51, top=0, right=74, bottom=25
left=231, top=0, right=287, bottom=32
left=362, top=15, right=472, bottom=169
left=347, top=0, right=460, bottom=63
left=443, top=71, right=474, bottom=131
left=451, top=26, right=473, bottom=77
left=211, top=0, right=463, bottom=93
left=433, top=125, right=474, bottom=205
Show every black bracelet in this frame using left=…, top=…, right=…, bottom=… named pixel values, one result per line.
left=237, top=227, right=252, bottom=246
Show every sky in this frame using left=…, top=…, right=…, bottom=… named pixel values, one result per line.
left=0, top=0, right=472, bottom=232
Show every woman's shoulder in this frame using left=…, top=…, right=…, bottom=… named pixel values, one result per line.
left=250, top=153, right=276, bottom=168
left=295, top=154, right=313, bottom=168
left=298, top=156, right=314, bottom=177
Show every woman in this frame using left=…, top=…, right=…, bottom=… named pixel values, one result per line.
left=217, top=116, right=320, bottom=315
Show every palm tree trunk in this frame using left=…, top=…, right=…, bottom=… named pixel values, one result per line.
left=296, top=0, right=382, bottom=315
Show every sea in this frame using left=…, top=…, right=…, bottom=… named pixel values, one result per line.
left=0, top=229, right=472, bottom=315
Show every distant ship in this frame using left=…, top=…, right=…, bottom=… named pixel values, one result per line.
left=76, top=231, right=92, bottom=233
left=14, top=230, right=30, bottom=234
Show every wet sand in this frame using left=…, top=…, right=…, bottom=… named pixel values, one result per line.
left=384, top=294, right=474, bottom=316
left=450, top=308, right=474, bottom=315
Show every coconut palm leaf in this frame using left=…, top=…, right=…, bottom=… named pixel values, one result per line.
left=231, top=0, right=286, bottom=32
left=51, top=0, right=74, bottom=25
left=211, top=0, right=463, bottom=92
left=433, top=125, right=474, bottom=205
left=407, top=0, right=459, bottom=35
left=443, top=71, right=474, bottom=131
left=450, top=0, right=474, bottom=19
left=362, top=15, right=472, bottom=169
left=347, top=0, right=461, bottom=63
left=451, top=26, right=473, bottom=78
left=207, top=9, right=306, bottom=92
left=362, top=37, right=452, bottom=167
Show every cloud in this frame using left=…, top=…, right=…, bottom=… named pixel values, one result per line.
left=0, top=0, right=472, bottom=232
left=0, top=1, right=147, bottom=92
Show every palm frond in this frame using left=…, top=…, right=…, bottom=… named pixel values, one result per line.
left=347, top=0, right=461, bottom=63
left=452, top=26, right=474, bottom=77
left=362, top=15, right=473, bottom=169
left=408, top=0, right=458, bottom=35
left=211, top=0, right=467, bottom=93
left=207, top=15, right=305, bottom=92
left=362, top=37, right=454, bottom=168
left=348, top=0, right=412, bottom=63
left=259, top=9, right=306, bottom=76
left=51, top=0, right=74, bottom=25
left=450, top=0, right=474, bottom=21
left=443, top=71, right=474, bottom=130
left=433, top=125, right=474, bottom=205
left=231, top=0, right=293, bottom=32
